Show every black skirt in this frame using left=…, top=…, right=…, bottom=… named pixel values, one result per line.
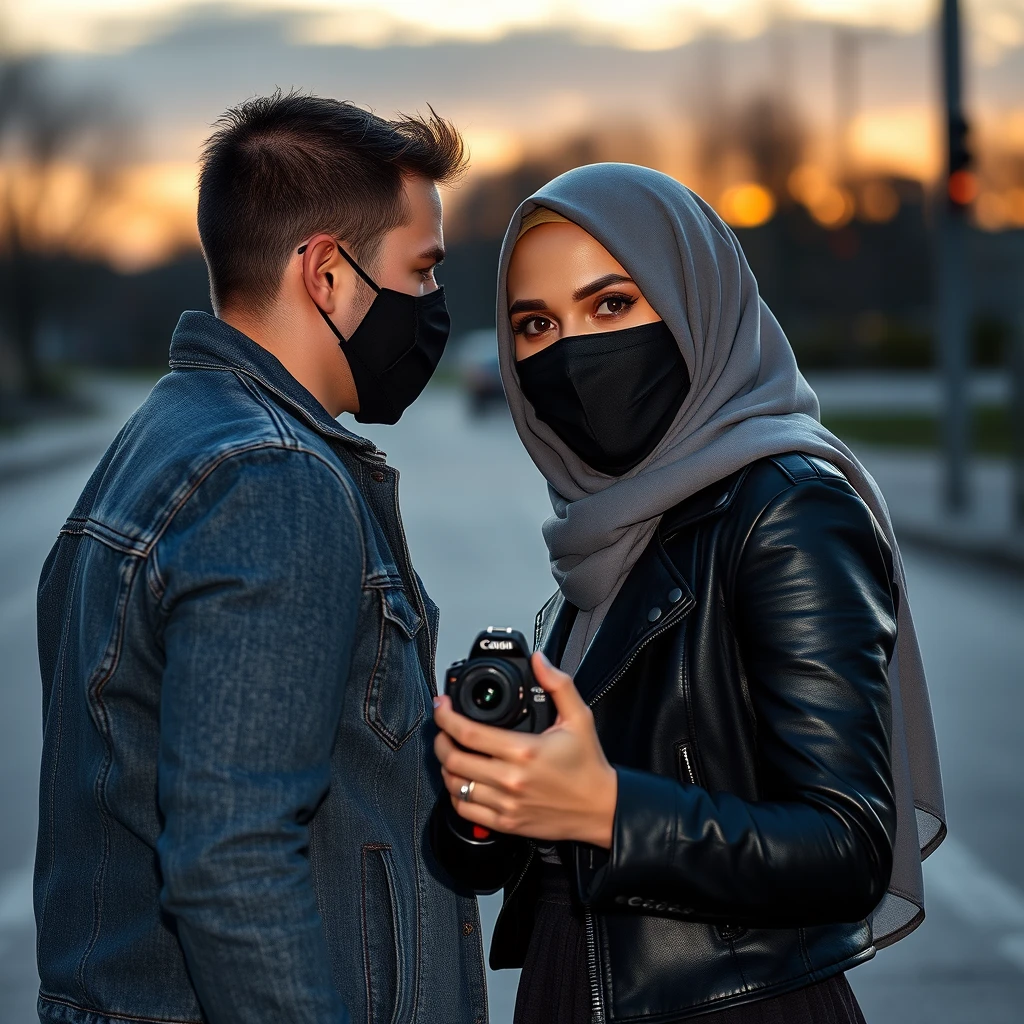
left=513, top=860, right=868, bottom=1024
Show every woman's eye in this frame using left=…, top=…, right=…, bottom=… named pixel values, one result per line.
left=521, top=316, right=554, bottom=337
left=595, top=295, right=635, bottom=317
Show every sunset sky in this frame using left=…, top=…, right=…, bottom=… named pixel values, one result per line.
left=3, top=1, right=1022, bottom=268
left=4, top=0, right=1024, bottom=60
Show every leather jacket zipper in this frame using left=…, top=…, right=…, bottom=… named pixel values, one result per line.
left=584, top=907, right=606, bottom=1023
left=678, top=743, right=698, bottom=785
left=588, top=617, right=683, bottom=709
left=583, top=614, right=686, bottom=1022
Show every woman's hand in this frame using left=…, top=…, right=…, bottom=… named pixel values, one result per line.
left=432, top=651, right=618, bottom=849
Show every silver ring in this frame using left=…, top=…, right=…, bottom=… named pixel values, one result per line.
left=459, top=780, right=476, bottom=802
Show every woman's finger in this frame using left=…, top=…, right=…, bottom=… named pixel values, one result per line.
left=531, top=651, right=591, bottom=725
left=439, top=742, right=526, bottom=796
left=441, top=768, right=512, bottom=817
left=434, top=697, right=539, bottom=761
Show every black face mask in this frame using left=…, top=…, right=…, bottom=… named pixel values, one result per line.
left=300, top=241, right=450, bottom=424
left=516, top=320, right=691, bottom=476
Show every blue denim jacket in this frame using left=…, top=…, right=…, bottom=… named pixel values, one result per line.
left=34, top=312, right=489, bottom=1024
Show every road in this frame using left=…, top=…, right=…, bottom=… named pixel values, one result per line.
left=1, top=384, right=1023, bottom=1023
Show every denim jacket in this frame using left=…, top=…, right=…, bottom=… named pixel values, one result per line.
left=34, top=312, right=489, bottom=1024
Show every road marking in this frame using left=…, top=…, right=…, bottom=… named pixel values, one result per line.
left=926, top=834, right=1024, bottom=972
left=0, top=583, right=37, bottom=628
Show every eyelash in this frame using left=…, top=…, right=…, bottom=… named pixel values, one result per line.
left=511, top=293, right=637, bottom=336
left=420, top=262, right=442, bottom=281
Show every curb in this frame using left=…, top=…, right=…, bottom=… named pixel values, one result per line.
left=894, top=519, right=1024, bottom=574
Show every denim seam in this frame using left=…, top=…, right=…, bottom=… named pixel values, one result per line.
left=361, top=843, right=394, bottom=1024
left=60, top=517, right=146, bottom=556
left=38, top=992, right=203, bottom=1024
left=146, top=544, right=165, bottom=604
left=235, top=371, right=297, bottom=447
left=411, top=726, right=422, bottom=1023
left=76, top=556, right=141, bottom=1004
left=148, top=443, right=367, bottom=592
left=37, top=549, right=84, bottom=987
left=169, top=359, right=378, bottom=455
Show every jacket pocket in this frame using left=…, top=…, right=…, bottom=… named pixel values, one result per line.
left=364, top=584, right=425, bottom=750
left=675, top=741, right=701, bottom=786
left=361, top=843, right=405, bottom=1024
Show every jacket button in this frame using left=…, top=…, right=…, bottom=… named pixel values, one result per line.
left=462, top=921, right=475, bottom=936
left=648, top=607, right=662, bottom=622
left=371, top=470, right=386, bottom=483
left=668, top=588, right=683, bottom=604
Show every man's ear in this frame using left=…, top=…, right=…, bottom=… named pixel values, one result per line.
left=300, top=235, right=356, bottom=314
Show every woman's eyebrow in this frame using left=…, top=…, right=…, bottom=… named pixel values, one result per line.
left=508, top=298, right=548, bottom=316
left=572, top=273, right=633, bottom=302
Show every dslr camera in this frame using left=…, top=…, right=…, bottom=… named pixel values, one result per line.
left=444, top=627, right=556, bottom=735
left=438, top=627, right=556, bottom=847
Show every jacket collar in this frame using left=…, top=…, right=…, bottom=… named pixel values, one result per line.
left=535, top=466, right=752, bottom=703
left=536, top=537, right=694, bottom=705
left=168, top=310, right=380, bottom=455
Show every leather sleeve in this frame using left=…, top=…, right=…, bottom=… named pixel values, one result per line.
left=427, top=795, right=532, bottom=896
left=576, top=479, right=898, bottom=928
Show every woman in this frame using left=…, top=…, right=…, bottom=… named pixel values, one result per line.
left=429, top=163, right=945, bottom=1024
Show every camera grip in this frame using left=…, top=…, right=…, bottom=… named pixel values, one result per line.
left=427, top=795, right=529, bottom=896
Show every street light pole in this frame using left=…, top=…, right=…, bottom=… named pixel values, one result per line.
left=936, top=0, right=973, bottom=513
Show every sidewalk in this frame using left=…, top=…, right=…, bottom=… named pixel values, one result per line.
left=856, top=447, right=1024, bottom=571
left=1, top=373, right=1021, bottom=572
left=0, top=375, right=158, bottom=484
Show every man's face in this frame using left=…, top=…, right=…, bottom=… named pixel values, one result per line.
left=373, top=174, right=446, bottom=296
left=335, top=173, right=445, bottom=339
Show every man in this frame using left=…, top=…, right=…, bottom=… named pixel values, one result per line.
left=34, top=92, right=488, bottom=1024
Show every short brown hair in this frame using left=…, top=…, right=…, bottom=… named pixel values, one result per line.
left=197, top=90, right=466, bottom=313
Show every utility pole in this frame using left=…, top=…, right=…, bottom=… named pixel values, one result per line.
left=1012, top=314, right=1024, bottom=529
left=936, top=0, right=973, bottom=513
left=834, top=25, right=860, bottom=184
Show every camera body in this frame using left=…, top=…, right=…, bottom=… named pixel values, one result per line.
left=444, top=627, right=555, bottom=735
left=438, top=627, right=555, bottom=848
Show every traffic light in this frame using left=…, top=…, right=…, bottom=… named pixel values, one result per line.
left=946, top=112, right=976, bottom=211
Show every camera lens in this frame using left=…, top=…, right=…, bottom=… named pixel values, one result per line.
left=457, top=662, right=521, bottom=726
left=472, top=679, right=502, bottom=709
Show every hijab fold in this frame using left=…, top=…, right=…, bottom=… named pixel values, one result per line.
left=495, top=163, right=945, bottom=949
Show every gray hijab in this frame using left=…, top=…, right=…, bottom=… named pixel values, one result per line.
left=496, top=162, right=945, bottom=949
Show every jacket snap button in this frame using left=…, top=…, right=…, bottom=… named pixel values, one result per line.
left=462, top=921, right=474, bottom=936
left=668, top=588, right=683, bottom=604
left=648, top=607, right=662, bottom=622
left=370, top=470, right=386, bottom=483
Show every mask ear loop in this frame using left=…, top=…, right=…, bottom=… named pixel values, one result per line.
left=296, top=239, right=381, bottom=344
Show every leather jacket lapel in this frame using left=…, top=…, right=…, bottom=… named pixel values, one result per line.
left=573, top=537, right=695, bottom=705
left=534, top=590, right=576, bottom=665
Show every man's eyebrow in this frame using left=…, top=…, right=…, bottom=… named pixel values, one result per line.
left=508, top=298, right=548, bottom=316
left=572, top=273, right=633, bottom=302
left=420, top=245, right=446, bottom=264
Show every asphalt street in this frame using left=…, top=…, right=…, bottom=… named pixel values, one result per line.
left=1, top=384, right=1023, bottom=1023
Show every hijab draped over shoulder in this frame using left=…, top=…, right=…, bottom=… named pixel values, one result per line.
left=495, top=162, right=945, bottom=950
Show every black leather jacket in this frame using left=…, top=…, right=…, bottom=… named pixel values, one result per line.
left=430, top=452, right=898, bottom=1023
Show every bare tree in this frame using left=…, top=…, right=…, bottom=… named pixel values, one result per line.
left=0, top=55, right=132, bottom=400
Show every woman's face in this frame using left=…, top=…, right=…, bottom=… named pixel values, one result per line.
left=507, top=221, right=662, bottom=362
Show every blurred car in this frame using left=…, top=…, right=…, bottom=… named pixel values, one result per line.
left=455, top=328, right=506, bottom=416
